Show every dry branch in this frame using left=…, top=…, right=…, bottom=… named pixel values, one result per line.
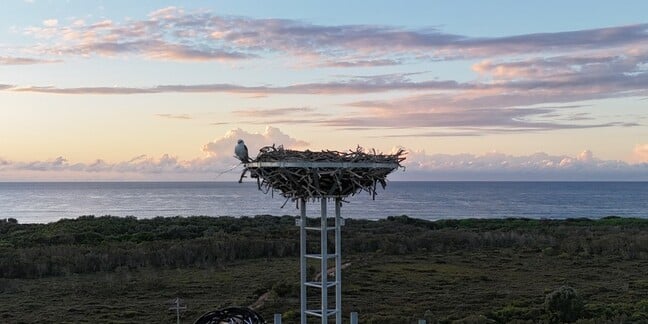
left=240, top=145, right=406, bottom=200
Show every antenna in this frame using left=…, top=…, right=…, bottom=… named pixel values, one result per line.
left=168, top=297, right=187, bottom=324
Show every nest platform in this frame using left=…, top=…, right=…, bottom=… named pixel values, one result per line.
left=240, top=145, right=405, bottom=199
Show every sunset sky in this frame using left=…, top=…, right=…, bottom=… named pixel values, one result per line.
left=1, top=0, right=647, bottom=181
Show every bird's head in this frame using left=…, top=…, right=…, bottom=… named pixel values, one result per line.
left=237, top=139, right=244, bottom=144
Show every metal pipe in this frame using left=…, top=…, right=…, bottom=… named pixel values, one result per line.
left=350, top=312, right=358, bottom=324
left=335, top=197, right=342, bottom=324
left=321, top=198, right=328, bottom=324
left=300, top=198, right=307, bottom=324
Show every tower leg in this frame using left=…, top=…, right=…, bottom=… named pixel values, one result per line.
left=320, top=199, right=328, bottom=324
left=300, top=198, right=307, bottom=324
left=335, top=198, right=342, bottom=324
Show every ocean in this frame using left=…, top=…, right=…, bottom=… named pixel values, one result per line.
left=0, top=182, right=646, bottom=223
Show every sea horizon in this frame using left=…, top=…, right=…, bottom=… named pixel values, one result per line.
left=1, top=181, right=646, bottom=224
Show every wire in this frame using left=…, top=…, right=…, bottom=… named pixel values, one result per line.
left=193, top=307, right=266, bottom=324
left=213, top=162, right=243, bottom=180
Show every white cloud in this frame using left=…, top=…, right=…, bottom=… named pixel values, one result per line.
left=201, top=126, right=309, bottom=159
left=43, top=19, right=58, bottom=27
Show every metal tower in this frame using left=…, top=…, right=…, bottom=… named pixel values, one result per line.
left=243, top=148, right=404, bottom=323
left=298, top=198, right=343, bottom=324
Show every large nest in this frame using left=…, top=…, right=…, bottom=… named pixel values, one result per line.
left=240, top=145, right=406, bottom=199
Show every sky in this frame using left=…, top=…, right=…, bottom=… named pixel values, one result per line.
left=0, top=0, right=647, bottom=181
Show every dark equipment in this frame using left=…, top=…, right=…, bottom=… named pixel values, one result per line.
left=193, top=307, right=266, bottom=324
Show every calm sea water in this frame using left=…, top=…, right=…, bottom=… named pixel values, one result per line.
left=0, top=182, right=645, bottom=223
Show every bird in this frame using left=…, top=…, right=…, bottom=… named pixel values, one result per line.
left=234, top=139, right=251, bottom=163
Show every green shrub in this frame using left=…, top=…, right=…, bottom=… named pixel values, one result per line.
left=544, top=286, right=584, bottom=322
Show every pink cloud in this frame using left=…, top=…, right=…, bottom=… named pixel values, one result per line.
left=18, top=8, right=648, bottom=64
left=5, top=71, right=643, bottom=132
left=4, top=9, right=647, bottom=137
left=232, top=107, right=317, bottom=117
left=632, top=143, right=648, bottom=163
left=0, top=56, right=61, bottom=65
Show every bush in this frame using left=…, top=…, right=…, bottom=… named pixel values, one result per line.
left=544, top=286, right=584, bottom=322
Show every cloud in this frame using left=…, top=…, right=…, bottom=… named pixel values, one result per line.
left=0, top=126, right=311, bottom=180
left=395, top=148, right=648, bottom=181
left=632, top=143, right=648, bottom=163
left=6, top=68, right=643, bottom=132
left=324, top=95, right=637, bottom=131
left=43, top=19, right=58, bottom=27
left=2, top=148, right=645, bottom=181
left=0, top=71, right=431, bottom=95
left=19, top=7, right=648, bottom=64
left=0, top=155, right=226, bottom=181
left=5, top=8, right=646, bottom=135
left=17, top=156, right=69, bottom=171
left=201, top=126, right=309, bottom=158
left=1, top=128, right=646, bottom=181
left=23, top=8, right=253, bottom=62
left=232, top=107, right=317, bottom=117
left=4, top=47, right=644, bottom=133
left=318, top=58, right=403, bottom=68
left=155, top=113, right=192, bottom=120
left=0, top=56, right=61, bottom=65
left=231, top=107, right=337, bottom=125
left=7, top=75, right=466, bottom=95
left=312, top=50, right=648, bottom=130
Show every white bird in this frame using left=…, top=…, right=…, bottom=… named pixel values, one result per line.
left=234, top=139, right=251, bottom=163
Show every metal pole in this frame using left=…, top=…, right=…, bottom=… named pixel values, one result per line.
left=321, top=198, right=328, bottom=324
left=335, top=197, right=342, bottom=324
left=300, top=198, right=307, bottom=324
left=176, top=298, right=180, bottom=324
left=167, top=297, right=186, bottom=324
left=350, top=312, right=358, bottom=324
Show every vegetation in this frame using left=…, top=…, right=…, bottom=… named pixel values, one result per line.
left=1, top=215, right=647, bottom=323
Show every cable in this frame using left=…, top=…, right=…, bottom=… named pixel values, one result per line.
left=213, top=162, right=243, bottom=180
left=193, top=307, right=266, bottom=324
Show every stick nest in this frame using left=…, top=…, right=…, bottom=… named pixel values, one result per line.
left=240, top=145, right=406, bottom=199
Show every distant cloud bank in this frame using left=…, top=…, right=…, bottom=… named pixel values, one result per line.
left=0, top=128, right=645, bottom=181
left=398, top=148, right=647, bottom=181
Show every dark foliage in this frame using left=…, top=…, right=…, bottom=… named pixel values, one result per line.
left=544, top=286, right=585, bottom=322
left=1, top=215, right=647, bottom=322
left=1, top=215, right=647, bottom=279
